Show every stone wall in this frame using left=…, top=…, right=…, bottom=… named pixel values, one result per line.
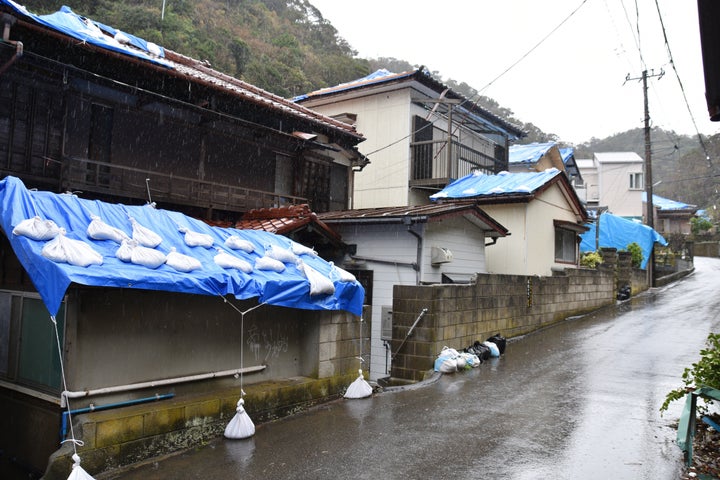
left=389, top=267, right=616, bottom=382
left=695, top=242, right=720, bottom=258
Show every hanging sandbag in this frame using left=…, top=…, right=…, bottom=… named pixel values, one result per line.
left=225, top=235, right=255, bottom=253
left=214, top=248, right=253, bottom=273
left=344, top=369, right=372, bottom=399
left=13, top=215, right=61, bottom=240
left=178, top=226, right=214, bottom=248
left=224, top=398, right=255, bottom=439
left=41, top=229, right=103, bottom=267
left=129, top=217, right=162, bottom=248
left=66, top=454, right=96, bottom=480
left=86, top=215, right=129, bottom=243
left=166, top=247, right=202, bottom=272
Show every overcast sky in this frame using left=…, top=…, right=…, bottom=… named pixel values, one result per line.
left=309, top=0, right=716, bottom=146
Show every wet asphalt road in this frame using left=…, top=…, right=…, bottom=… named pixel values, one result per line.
left=103, top=257, right=720, bottom=480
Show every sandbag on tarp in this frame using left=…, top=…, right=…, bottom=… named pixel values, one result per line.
left=0, top=176, right=365, bottom=316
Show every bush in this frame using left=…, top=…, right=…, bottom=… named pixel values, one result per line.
left=624, top=242, right=643, bottom=268
left=660, top=332, right=720, bottom=414
left=580, top=251, right=603, bottom=268
left=691, top=216, right=713, bottom=235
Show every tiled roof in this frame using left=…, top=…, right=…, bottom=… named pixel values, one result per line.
left=236, top=205, right=341, bottom=242
left=0, top=0, right=362, bottom=141
left=318, top=203, right=509, bottom=237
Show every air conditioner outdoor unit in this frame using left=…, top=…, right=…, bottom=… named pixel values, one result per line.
left=431, top=246, right=453, bottom=265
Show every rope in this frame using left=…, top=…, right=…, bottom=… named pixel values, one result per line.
left=217, top=296, right=267, bottom=397
left=51, top=315, right=84, bottom=455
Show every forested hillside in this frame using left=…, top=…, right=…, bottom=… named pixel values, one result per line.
left=18, top=0, right=720, bottom=213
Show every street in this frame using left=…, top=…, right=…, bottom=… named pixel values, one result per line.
left=102, top=257, right=720, bottom=480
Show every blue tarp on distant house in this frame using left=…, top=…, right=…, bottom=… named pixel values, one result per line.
left=430, top=169, right=563, bottom=200
left=0, top=176, right=365, bottom=316
left=508, top=142, right=557, bottom=166
left=642, top=192, right=697, bottom=211
left=580, top=212, right=667, bottom=269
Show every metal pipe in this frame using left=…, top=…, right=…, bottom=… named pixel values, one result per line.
left=61, top=365, right=266, bottom=407
left=61, top=393, right=175, bottom=441
left=392, top=308, right=428, bottom=360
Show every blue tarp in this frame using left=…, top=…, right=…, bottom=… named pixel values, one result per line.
left=579, top=213, right=667, bottom=269
left=642, top=192, right=697, bottom=211
left=0, top=0, right=170, bottom=67
left=430, top=169, right=562, bottom=200
left=0, top=176, right=364, bottom=316
left=508, top=142, right=556, bottom=165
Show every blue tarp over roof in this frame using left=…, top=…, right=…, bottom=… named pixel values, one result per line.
left=508, top=142, right=556, bottom=165
left=430, top=169, right=562, bottom=200
left=642, top=192, right=697, bottom=211
left=1, top=0, right=170, bottom=66
left=579, top=212, right=667, bottom=269
left=0, top=176, right=365, bottom=316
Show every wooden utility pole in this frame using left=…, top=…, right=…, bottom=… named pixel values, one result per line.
left=625, top=68, right=664, bottom=286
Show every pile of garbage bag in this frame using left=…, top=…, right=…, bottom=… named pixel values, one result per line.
left=434, top=334, right=506, bottom=373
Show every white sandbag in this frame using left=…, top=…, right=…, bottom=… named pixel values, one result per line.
left=329, top=261, right=357, bottom=283
left=214, top=248, right=253, bottom=273
left=129, top=217, right=162, bottom=248
left=86, top=215, right=129, bottom=243
left=265, top=244, right=297, bottom=264
left=224, top=398, right=255, bottom=439
left=41, top=229, right=103, bottom=267
left=12, top=216, right=61, bottom=240
left=255, top=255, right=285, bottom=272
left=297, top=259, right=335, bottom=296
left=178, top=226, right=214, bottom=248
left=130, top=244, right=166, bottom=269
left=67, top=454, right=96, bottom=480
left=115, top=239, right=137, bottom=262
left=483, top=340, right=500, bottom=357
left=290, top=241, right=317, bottom=257
left=224, top=235, right=255, bottom=253
left=344, top=369, right=373, bottom=399
left=166, top=247, right=202, bottom=272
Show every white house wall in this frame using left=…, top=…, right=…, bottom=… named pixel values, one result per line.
left=334, top=223, right=421, bottom=380
left=421, top=216, right=487, bottom=283
left=482, top=184, right=581, bottom=276
left=302, top=90, right=414, bottom=208
left=598, top=160, right=643, bottom=218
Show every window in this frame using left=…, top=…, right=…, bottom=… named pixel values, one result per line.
left=0, top=291, right=65, bottom=393
left=629, top=172, right=643, bottom=190
left=554, top=227, right=577, bottom=263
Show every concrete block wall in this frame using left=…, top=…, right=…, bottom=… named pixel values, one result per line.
left=390, top=267, right=616, bottom=382
left=317, top=307, right=370, bottom=378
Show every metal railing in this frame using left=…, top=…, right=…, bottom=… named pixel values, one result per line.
left=410, top=140, right=504, bottom=186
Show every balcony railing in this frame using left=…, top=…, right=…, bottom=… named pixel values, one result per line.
left=59, top=156, right=307, bottom=214
left=410, top=140, right=505, bottom=188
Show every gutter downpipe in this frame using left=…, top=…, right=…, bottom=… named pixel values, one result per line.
left=404, top=216, right=422, bottom=285
left=0, top=14, right=23, bottom=77
left=60, top=393, right=175, bottom=442
left=61, top=365, right=266, bottom=407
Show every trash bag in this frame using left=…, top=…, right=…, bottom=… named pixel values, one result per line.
left=434, top=355, right=457, bottom=373
left=265, top=244, right=298, bottom=264
left=483, top=340, right=500, bottom=357
left=290, top=241, right=317, bottom=257
left=214, top=248, right=253, bottom=273
left=129, top=217, right=162, bottom=248
left=41, top=229, right=103, bottom=267
left=296, top=259, right=335, bottom=296
left=255, top=255, right=285, bottom=272
left=178, top=226, right=214, bottom=248
left=486, top=334, right=507, bottom=355
left=86, top=215, right=129, bottom=243
left=166, top=247, right=202, bottom=272
left=467, top=341, right=490, bottom=361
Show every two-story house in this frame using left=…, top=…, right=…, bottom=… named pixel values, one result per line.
left=294, top=68, right=525, bottom=208
left=575, top=152, right=645, bottom=219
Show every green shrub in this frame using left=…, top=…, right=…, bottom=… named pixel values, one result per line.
left=580, top=251, right=603, bottom=268
left=624, top=242, right=643, bottom=268
left=660, top=332, right=720, bottom=414
left=691, top=216, right=713, bottom=235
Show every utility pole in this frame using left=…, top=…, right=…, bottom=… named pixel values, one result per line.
left=625, top=68, right=664, bottom=286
